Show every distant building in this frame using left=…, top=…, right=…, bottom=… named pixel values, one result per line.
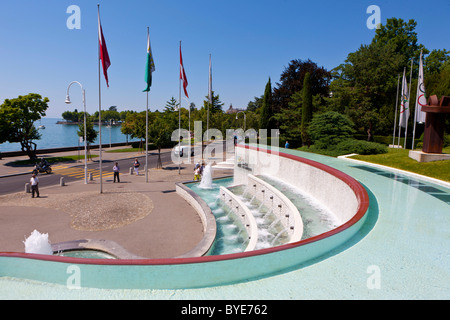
left=225, top=104, right=244, bottom=114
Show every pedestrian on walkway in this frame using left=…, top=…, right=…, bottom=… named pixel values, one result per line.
left=30, top=174, right=40, bottom=198
left=133, top=158, right=140, bottom=176
left=113, top=162, right=120, bottom=183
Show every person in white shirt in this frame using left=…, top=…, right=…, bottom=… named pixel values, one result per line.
left=113, top=162, right=120, bottom=183
left=30, top=174, right=40, bottom=198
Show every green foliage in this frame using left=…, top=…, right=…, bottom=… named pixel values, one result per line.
left=77, top=117, right=98, bottom=144
left=0, top=93, right=49, bottom=160
left=333, top=139, right=388, bottom=155
left=301, top=72, right=312, bottom=146
left=308, top=111, right=355, bottom=149
left=372, top=18, right=427, bottom=67
left=272, top=59, right=331, bottom=115
left=259, top=78, right=273, bottom=130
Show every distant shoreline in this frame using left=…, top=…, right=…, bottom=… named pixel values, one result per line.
left=56, top=121, right=121, bottom=126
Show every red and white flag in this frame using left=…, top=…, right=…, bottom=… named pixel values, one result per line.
left=180, top=46, right=188, bottom=98
left=98, top=8, right=111, bottom=87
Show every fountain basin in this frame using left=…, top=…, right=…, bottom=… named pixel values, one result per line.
left=0, top=145, right=370, bottom=289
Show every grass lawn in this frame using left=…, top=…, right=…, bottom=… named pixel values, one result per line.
left=349, top=147, right=450, bottom=182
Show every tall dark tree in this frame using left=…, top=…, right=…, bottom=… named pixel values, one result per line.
left=259, top=78, right=273, bottom=130
left=272, top=59, right=331, bottom=115
left=301, top=73, right=312, bottom=146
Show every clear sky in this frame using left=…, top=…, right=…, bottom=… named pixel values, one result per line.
left=0, top=0, right=449, bottom=118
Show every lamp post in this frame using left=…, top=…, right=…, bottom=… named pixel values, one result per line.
left=65, top=81, right=88, bottom=184
left=236, top=111, right=246, bottom=132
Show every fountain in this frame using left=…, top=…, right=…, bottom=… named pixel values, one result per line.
left=23, top=230, right=53, bottom=255
left=198, top=164, right=214, bottom=189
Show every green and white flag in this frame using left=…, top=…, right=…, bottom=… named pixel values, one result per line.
left=143, top=31, right=155, bottom=92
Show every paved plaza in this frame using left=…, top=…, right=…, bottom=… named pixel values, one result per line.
left=0, top=147, right=230, bottom=259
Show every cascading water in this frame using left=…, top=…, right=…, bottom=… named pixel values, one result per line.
left=199, top=164, right=213, bottom=189
left=23, top=230, right=53, bottom=255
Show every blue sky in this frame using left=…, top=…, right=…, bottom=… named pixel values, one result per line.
left=0, top=0, right=448, bottom=118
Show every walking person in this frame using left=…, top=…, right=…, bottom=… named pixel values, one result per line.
left=30, top=174, right=40, bottom=198
left=133, top=158, right=140, bottom=176
left=113, top=162, right=120, bottom=183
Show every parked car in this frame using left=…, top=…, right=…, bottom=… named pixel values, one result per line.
left=174, top=144, right=194, bottom=157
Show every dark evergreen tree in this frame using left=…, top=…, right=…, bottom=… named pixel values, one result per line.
left=259, top=78, right=273, bottom=131
left=301, top=73, right=312, bottom=147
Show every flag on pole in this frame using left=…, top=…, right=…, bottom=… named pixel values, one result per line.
left=98, top=9, right=111, bottom=87
left=399, top=68, right=409, bottom=128
left=180, top=46, right=188, bottom=98
left=143, top=31, right=155, bottom=92
left=415, top=51, right=427, bottom=123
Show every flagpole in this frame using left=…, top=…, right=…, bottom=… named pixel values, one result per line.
left=97, top=4, right=103, bottom=194
left=178, top=41, right=182, bottom=175
left=404, top=58, right=413, bottom=149
left=145, top=27, right=149, bottom=183
left=397, top=68, right=405, bottom=147
left=207, top=54, right=212, bottom=143
left=392, top=73, right=400, bottom=147
left=411, top=50, right=422, bottom=150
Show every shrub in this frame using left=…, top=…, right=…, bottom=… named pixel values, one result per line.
left=308, top=111, right=355, bottom=149
left=334, top=139, right=388, bottom=155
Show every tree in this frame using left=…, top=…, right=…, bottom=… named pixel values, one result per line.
left=0, top=93, right=49, bottom=160
left=301, top=73, right=312, bottom=146
left=149, top=114, right=172, bottom=168
left=247, top=95, right=263, bottom=112
left=328, top=41, right=403, bottom=139
left=308, top=111, right=355, bottom=150
left=272, top=59, right=331, bottom=115
left=259, top=78, right=273, bottom=130
left=77, top=117, right=98, bottom=160
left=372, top=18, right=427, bottom=69
left=164, top=96, right=179, bottom=113
left=203, top=91, right=224, bottom=114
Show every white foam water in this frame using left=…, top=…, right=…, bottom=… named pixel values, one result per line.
left=23, top=230, right=53, bottom=255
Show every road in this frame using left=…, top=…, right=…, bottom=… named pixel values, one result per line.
left=0, top=151, right=173, bottom=196
left=0, top=140, right=232, bottom=196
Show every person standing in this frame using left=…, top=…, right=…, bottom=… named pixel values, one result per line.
left=113, top=162, right=120, bottom=183
left=30, top=174, right=40, bottom=198
left=133, top=158, right=140, bottom=176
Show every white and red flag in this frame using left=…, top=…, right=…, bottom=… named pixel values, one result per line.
left=180, top=46, right=188, bottom=98
left=98, top=8, right=111, bottom=87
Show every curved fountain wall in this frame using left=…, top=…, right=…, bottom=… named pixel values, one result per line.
left=234, top=145, right=360, bottom=224
left=245, top=174, right=303, bottom=243
left=219, top=186, right=258, bottom=251
left=0, top=145, right=370, bottom=289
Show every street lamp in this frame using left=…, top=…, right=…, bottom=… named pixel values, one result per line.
left=236, top=111, right=246, bottom=132
left=65, top=81, right=88, bottom=184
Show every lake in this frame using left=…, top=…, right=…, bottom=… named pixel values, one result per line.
left=0, top=118, right=138, bottom=152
